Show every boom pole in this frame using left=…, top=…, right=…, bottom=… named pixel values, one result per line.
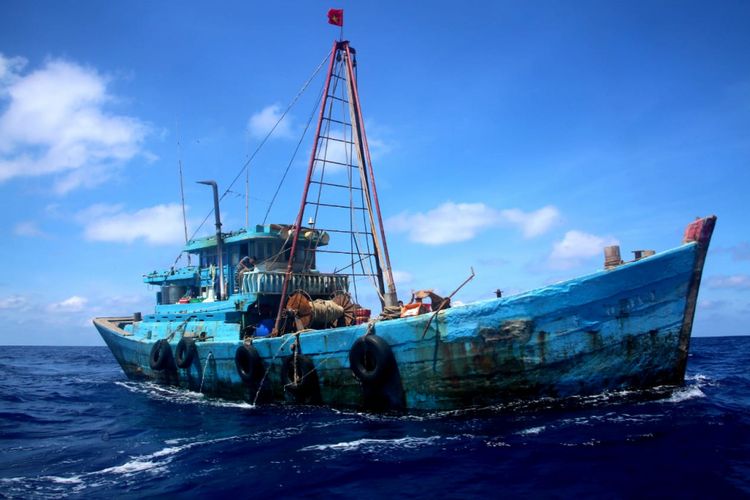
left=343, top=43, right=398, bottom=307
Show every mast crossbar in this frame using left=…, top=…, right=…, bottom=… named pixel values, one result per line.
left=309, top=180, right=363, bottom=190
left=272, top=39, right=399, bottom=335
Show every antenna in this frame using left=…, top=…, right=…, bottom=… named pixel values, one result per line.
left=245, top=156, right=250, bottom=230
left=177, top=132, right=190, bottom=266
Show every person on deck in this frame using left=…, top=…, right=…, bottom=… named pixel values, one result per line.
left=235, top=256, right=257, bottom=292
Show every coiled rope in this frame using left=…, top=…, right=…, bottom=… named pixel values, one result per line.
left=310, top=299, right=344, bottom=328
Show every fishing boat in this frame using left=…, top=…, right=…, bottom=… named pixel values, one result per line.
left=94, top=38, right=716, bottom=411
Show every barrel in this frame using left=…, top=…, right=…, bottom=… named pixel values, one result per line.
left=161, top=285, right=187, bottom=305
left=354, top=308, right=371, bottom=325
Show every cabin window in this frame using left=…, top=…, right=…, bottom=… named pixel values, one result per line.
left=255, top=241, right=265, bottom=260
left=254, top=240, right=280, bottom=261
left=269, top=241, right=280, bottom=260
left=199, top=249, right=228, bottom=268
left=201, top=250, right=216, bottom=267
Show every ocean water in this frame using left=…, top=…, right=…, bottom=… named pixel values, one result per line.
left=1, top=337, right=749, bottom=498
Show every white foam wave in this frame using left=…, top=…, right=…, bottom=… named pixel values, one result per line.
left=115, top=381, right=256, bottom=410
left=485, top=440, right=511, bottom=448
left=43, top=475, right=84, bottom=484
left=558, top=411, right=662, bottom=427
left=300, top=435, right=441, bottom=452
left=0, top=432, right=264, bottom=493
left=686, top=373, right=712, bottom=385
left=662, top=385, right=706, bottom=403
left=517, top=426, right=545, bottom=436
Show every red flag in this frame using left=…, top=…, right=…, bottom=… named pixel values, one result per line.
left=327, top=8, right=343, bottom=27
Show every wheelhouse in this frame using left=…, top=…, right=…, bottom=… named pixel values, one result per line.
left=143, top=224, right=348, bottom=332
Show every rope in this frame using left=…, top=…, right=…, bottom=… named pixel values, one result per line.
left=310, top=299, right=344, bottom=328
left=378, top=305, right=401, bottom=321
left=168, top=52, right=332, bottom=270
left=252, top=334, right=296, bottom=405
left=262, top=79, right=327, bottom=225
left=166, top=315, right=194, bottom=342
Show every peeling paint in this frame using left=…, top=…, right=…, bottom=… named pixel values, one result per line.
left=95, top=237, right=712, bottom=411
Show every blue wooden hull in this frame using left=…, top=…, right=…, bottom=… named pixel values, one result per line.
left=95, top=237, right=710, bottom=411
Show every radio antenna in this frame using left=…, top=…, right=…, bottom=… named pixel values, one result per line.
left=177, top=131, right=191, bottom=266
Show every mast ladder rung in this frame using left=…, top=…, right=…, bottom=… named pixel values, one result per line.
left=318, top=135, right=355, bottom=145
left=305, top=202, right=367, bottom=211
left=316, top=249, right=376, bottom=256
left=325, top=95, right=350, bottom=104
left=313, top=158, right=355, bottom=168
left=309, top=180, right=363, bottom=191
left=321, top=117, right=352, bottom=127
left=318, top=228, right=373, bottom=236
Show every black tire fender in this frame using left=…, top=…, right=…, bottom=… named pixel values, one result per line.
left=235, top=344, right=264, bottom=384
left=149, top=339, right=172, bottom=371
left=175, top=337, right=196, bottom=369
left=348, top=334, right=395, bottom=385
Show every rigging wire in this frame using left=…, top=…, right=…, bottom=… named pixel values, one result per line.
left=262, top=77, right=327, bottom=225
left=177, top=134, right=190, bottom=266
left=168, top=52, right=331, bottom=270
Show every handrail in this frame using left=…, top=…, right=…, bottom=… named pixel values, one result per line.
left=243, top=271, right=348, bottom=295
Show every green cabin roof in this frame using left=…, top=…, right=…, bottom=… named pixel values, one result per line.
left=183, top=223, right=330, bottom=253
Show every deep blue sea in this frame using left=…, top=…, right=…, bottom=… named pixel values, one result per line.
left=1, top=337, right=749, bottom=498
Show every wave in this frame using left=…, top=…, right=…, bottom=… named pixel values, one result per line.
left=0, top=432, right=266, bottom=495
left=114, top=381, right=257, bottom=410
left=516, top=426, right=546, bottom=436
left=660, top=385, right=706, bottom=403
left=300, top=435, right=442, bottom=453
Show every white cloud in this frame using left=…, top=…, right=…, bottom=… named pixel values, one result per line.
left=708, top=275, right=750, bottom=290
left=0, top=54, right=27, bottom=92
left=387, top=202, right=559, bottom=245
left=47, top=295, right=88, bottom=313
left=500, top=206, right=561, bottom=238
left=318, top=137, right=352, bottom=172
left=388, top=202, right=500, bottom=245
left=247, top=104, right=293, bottom=139
left=548, top=230, right=619, bottom=269
left=13, top=220, right=48, bottom=237
left=80, top=203, right=186, bottom=245
left=0, top=53, right=149, bottom=193
left=0, top=294, right=30, bottom=310
left=313, top=133, right=391, bottom=176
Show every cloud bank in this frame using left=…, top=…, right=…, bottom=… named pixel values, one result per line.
left=0, top=53, right=149, bottom=193
left=387, top=202, right=561, bottom=245
left=548, top=230, right=619, bottom=269
left=247, top=104, right=293, bottom=139
left=80, top=203, right=187, bottom=245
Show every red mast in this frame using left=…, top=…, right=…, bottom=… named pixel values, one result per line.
left=272, top=40, right=398, bottom=335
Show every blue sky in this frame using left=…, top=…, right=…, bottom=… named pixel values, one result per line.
left=0, top=1, right=748, bottom=345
